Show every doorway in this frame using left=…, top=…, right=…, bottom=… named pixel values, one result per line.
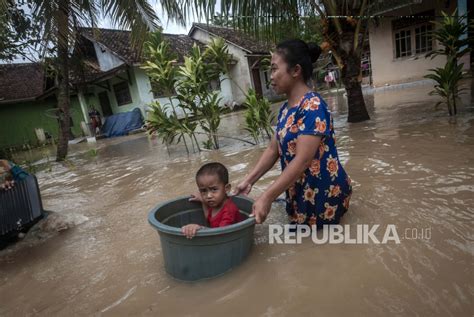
left=98, top=91, right=113, bottom=116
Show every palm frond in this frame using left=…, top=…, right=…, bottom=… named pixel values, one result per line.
left=101, top=0, right=160, bottom=47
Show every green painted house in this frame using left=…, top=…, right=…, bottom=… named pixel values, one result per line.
left=0, top=63, right=85, bottom=150
left=0, top=30, right=204, bottom=150
left=0, top=25, right=272, bottom=151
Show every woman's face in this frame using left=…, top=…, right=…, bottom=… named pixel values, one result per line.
left=270, top=52, right=295, bottom=95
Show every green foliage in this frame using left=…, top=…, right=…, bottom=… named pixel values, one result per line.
left=88, top=148, right=98, bottom=158
left=145, top=101, right=178, bottom=146
left=211, top=12, right=323, bottom=44
left=425, top=59, right=466, bottom=116
left=243, top=89, right=275, bottom=144
left=0, top=0, right=40, bottom=61
left=143, top=37, right=232, bottom=152
left=424, top=10, right=471, bottom=116
left=204, top=37, right=232, bottom=76
left=142, top=38, right=178, bottom=97
left=198, top=92, right=226, bottom=149
left=142, top=37, right=198, bottom=153
left=201, top=139, right=214, bottom=150
left=176, top=41, right=230, bottom=149
left=425, top=10, right=473, bottom=61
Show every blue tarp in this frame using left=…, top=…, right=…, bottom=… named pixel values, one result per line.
left=101, top=108, right=144, bottom=138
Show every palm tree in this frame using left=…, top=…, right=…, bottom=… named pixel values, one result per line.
left=160, top=0, right=371, bottom=123
left=28, top=0, right=160, bottom=161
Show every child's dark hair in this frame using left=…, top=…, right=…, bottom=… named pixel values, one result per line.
left=196, top=162, right=229, bottom=184
left=275, top=39, right=322, bottom=82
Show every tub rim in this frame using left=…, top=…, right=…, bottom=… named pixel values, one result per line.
left=148, top=195, right=256, bottom=237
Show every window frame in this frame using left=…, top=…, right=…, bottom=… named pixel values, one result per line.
left=394, top=28, right=413, bottom=59
left=392, top=22, right=434, bottom=60
left=414, top=24, right=433, bottom=55
left=113, top=81, right=133, bottom=106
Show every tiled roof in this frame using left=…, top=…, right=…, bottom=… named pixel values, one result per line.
left=0, top=63, right=44, bottom=103
left=190, top=23, right=272, bottom=54
left=79, top=27, right=204, bottom=63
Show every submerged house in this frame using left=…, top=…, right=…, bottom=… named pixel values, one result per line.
left=368, top=0, right=472, bottom=86
left=0, top=25, right=272, bottom=150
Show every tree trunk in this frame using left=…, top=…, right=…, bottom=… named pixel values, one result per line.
left=341, top=51, right=370, bottom=123
left=55, top=0, right=70, bottom=161
left=345, top=80, right=370, bottom=122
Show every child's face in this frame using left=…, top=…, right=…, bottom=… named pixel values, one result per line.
left=196, top=174, right=230, bottom=209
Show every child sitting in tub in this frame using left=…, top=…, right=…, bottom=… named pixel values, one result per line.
left=181, top=162, right=241, bottom=238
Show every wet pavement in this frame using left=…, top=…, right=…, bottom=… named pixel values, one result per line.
left=0, top=81, right=473, bottom=316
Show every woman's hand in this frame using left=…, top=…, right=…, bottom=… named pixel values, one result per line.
left=232, top=180, right=252, bottom=196
left=251, top=195, right=272, bottom=224
left=181, top=224, right=203, bottom=239
left=188, top=192, right=202, bottom=202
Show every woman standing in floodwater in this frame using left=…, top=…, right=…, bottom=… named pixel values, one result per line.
left=234, top=39, right=352, bottom=227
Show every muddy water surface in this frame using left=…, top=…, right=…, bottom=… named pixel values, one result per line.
left=1, top=83, right=473, bottom=316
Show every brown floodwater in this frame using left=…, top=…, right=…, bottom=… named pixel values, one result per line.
left=1, top=81, right=473, bottom=316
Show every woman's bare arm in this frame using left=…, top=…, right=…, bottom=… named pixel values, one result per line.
left=244, top=135, right=280, bottom=185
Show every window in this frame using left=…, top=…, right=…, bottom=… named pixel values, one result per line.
left=208, top=79, right=221, bottom=91
left=415, top=24, right=433, bottom=54
left=150, top=81, right=165, bottom=99
left=392, top=10, right=434, bottom=60
left=263, top=70, right=270, bottom=88
left=361, top=51, right=371, bottom=77
left=395, top=29, right=412, bottom=58
left=113, top=82, right=132, bottom=106
left=149, top=78, right=175, bottom=99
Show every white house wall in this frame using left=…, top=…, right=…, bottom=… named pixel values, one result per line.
left=190, top=28, right=252, bottom=104
left=259, top=69, right=280, bottom=100
left=88, top=66, right=237, bottom=121
left=368, top=1, right=459, bottom=86
left=92, top=42, right=125, bottom=71
left=218, top=73, right=234, bottom=107
left=369, top=18, right=446, bottom=86
left=134, top=67, right=154, bottom=106
left=87, top=70, right=142, bottom=118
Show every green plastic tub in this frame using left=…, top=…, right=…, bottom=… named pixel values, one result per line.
left=148, top=195, right=256, bottom=281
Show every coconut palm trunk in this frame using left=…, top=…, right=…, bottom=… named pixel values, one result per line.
left=341, top=50, right=370, bottom=122
left=56, top=0, right=70, bottom=161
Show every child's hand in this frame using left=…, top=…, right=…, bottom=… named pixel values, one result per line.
left=189, top=192, right=203, bottom=202
left=181, top=224, right=203, bottom=239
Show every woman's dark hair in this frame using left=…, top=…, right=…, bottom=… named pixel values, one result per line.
left=196, top=162, right=229, bottom=184
left=275, top=39, right=322, bottom=82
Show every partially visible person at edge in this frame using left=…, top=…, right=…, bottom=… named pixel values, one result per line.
left=0, top=159, right=29, bottom=190
left=233, top=39, right=352, bottom=228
